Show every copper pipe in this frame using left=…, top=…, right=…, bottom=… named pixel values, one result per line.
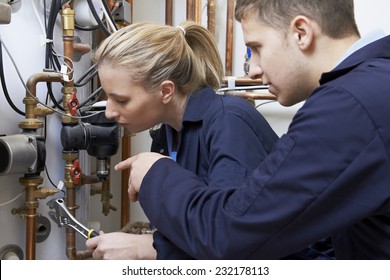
left=165, top=0, right=173, bottom=26
left=18, top=176, right=58, bottom=260
left=187, top=0, right=202, bottom=23
left=25, top=207, right=36, bottom=260
left=101, top=157, right=116, bottom=215
left=207, top=0, right=216, bottom=36
left=22, top=176, right=41, bottom=260
left=194, top=0, right=201, bottom=23
left=224, top=91, right=277, bottom=100
left=81, top=174, right=101, bottom=185
left=74, top=42, right=91, bottom=57
left=102, top=177, right=117, bottom=215
left=62, top=157, right=92, bottom=259
left=16, top=71, right=62, bottom=259
left=186, top=0, right=194, bottom=21
left=120, top=130, right=131, bottom=227
left=26, top=72, right=63, bottom=97
left=18, top=72, right=62, bottom=130
left=225, top=0, right=234, bottom=76
left=222, top=77, right=263, bottom=86
left=61, top=6, right=93, bottom=260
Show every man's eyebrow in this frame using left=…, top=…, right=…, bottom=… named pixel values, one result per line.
left=245, top=41, right=256, bottom=48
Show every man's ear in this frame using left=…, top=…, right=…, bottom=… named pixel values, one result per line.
left=290, top=15, right=315, bottom=50
left=160, top=80, right=175, bottom=104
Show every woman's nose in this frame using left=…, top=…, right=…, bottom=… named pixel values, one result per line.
left=105, top=100, right=118, bottom=120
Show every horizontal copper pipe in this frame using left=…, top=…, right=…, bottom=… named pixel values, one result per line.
left=222, top=77, right=263, bottom=86
left=223, top=91, right=277, bottom=100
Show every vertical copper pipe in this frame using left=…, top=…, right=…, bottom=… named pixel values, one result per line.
left=61, top=5, right=78, bottom=259
left=194, top=0, right=201, bottom=23
left=25, top=208, right=36, bottom=259
left=225, top=0, right=234, bottom=76
left=22, top=177, right=42, bottom=260
left=207, top=0, right=216, bottom=36
left=187, top=0, right=194, bottom=21
left=120, top=130, right=131, bottom=227
left=20, top=176, right=57, bottom=259
left=165, top=0, right=173, bottom=26
left=61, top=5, right=93, bottom=260
left=19, top=73, right=61, bottom=260
left=187, top=0, right=202, bottom=23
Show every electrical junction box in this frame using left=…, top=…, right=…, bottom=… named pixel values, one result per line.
left=114, top=0, right=132, bottom=24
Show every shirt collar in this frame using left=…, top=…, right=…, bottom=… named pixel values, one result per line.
left=182, top=86, right=216, bottom=123
left=335, top=29, right=386, bottom=67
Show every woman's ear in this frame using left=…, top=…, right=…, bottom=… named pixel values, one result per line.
left=290, top=15, right=315, bottom=50
left=160, top=80, right=175, bottom=104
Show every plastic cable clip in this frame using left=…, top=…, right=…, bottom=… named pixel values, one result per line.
left=227, top=76, right=237, bottom=90
left=60, top=65, right=69, bottom=82
left=40, top=35, right=53, bottom=47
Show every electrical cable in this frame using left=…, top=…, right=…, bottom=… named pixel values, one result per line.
left=45, top=0, right=61, bottom=72
left=46, top=81, right=64, bottom=110
left=78, top=86, right=103, bottom=108
left=32, top=0, right=46, bottom=35
left=255, top=100, right=277, bottom=108
left=43, top=0, right=47, bottom=31
left=87, top=0, right=111, bottom=37
left=44, top=0, right=65, bottom=110
left=75, top=1, right=119, bottom=32
left=0, top=36, right=104, bottom=120
left=74, top=66, right=98, bottom=87
left=75, top=23, right=100, bottom=32
left=100, top=0, right=118, bottom=33
left=0, top=39, right=25, bottom=116
left=0, top=189, right=24, bottom=207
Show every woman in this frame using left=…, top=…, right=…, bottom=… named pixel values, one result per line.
left=86, top=21, right=278, bottom=259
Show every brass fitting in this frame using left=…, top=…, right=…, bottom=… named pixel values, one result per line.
left=12, top=177, right=58, bottom=218
left=61, top=6, right=75, bottom=37
left=34, top=106, right=55, bottom=118
left=18, top=97, right=43, bottom=130
left=61, top=87, right=78, bottom=124
left=62, top=152, right=79, bottom=189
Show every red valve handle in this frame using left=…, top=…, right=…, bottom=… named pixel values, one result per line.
left=70, top=159, right=82, bottom=185
left=67, top=92, right=79, bottom=116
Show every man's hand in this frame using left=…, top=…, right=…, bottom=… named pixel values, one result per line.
left=86, top=231, right=156, bottom=260
left=115, top=152, right=169, bottom=202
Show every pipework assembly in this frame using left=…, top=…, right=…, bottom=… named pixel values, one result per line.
left=61, top=104, right=120, bottom=181
left=0, top=72, right=63, bottom=260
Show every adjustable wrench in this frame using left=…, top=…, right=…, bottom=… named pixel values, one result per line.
left=47, top=198, right=99, bottom=239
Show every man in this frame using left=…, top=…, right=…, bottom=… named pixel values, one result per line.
left=117, top=0, right=390, bottom=259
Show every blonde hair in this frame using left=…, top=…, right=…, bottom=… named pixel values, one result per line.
left=93, top=21, right=224, bottom=94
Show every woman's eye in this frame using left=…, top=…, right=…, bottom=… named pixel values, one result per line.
left=116, top=99, right=127, bottom=105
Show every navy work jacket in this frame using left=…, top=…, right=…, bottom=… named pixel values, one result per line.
left=139, top=35, right=390, bottom=259
left=149, top=87, right=278, bottom=259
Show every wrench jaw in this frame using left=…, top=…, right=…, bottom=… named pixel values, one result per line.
left=47, top=198, right=93, bottom=239
left=48, top=210, right=61, bottom=228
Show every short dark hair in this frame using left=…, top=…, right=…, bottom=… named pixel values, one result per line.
left=235, top=0, right=360, bottom=39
